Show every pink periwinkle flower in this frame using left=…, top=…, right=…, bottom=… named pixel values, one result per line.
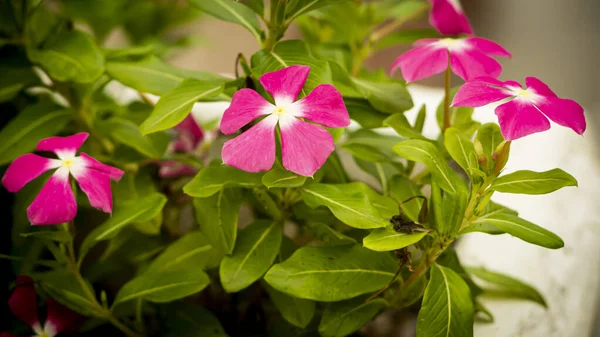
left=429, top=0, right=473, bottom=36
left=1, top=276, right=79, bottom=337
left=391, top=37, right=511, bottom=82
left=452, top=76, right=586, bottom=140
left=1, top=133, right=124, bottom=225
left=159, top=114, right=205, bottom=178
left=220, top=65, right=351, bottom=177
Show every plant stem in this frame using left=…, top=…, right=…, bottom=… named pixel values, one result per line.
left=443, top=65, right=451, bottom=131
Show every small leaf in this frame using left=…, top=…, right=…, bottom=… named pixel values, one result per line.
left=264, top=244, right=397, bottom=302
left=319, top=297, right=387, bottom=337
left=306, top=223, right=356, bottom=246
left=28, top=30, right=104, bottom=83
left=40, top=269, right=101, bottom=316
left=285, top=0, right=352, bottom=21
left=351, top=77, right=413, bottom=114
left=393, top=139, right=462, bottom=194
left=466, top=267, right=547, bottom=307
left=490, top=169, right=578, bottom=195
left=97, top=117, right=169, bottom=158
left=460, top=201, right=516, bottom=235
left=472, top=213, right=564, bottom=249
left=363, top=227, right=427, bottom=252
left=184, top=166, right=263, bottom=198
left=264, top=283, right=316, bottom=328
left=21, top=230, right=71, bottom=243
left=146, top=231, right=215, bottom=273
left=345, top=98, right=388, bottom=129
left=189, top=0, right=262, bottom=41
left=220, top=221, right=282, bottom=292
left=262, top=164, right=307, bottom=188
left=161, top=303, right=229, bottom=337
left=302, top=183, right=389, bottom=229
left=141, top=79, right=224, bottom=134
left=193, top=189, right=243, bottom=255
left=384, top=109, right=429, bottom=140
left=430, top=183, right=468, bottom=235
left=444, top=127, right=479, bottom=178
left=416, top=264, right=474, bottom=337
left=476, top=123, right=504, bottom=158
left=0, top=64, right=39, bottom=102
left=0, top=102, right=71, bottom=165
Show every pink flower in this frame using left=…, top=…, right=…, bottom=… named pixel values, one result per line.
left=1, top=133, right=124, bottom=225
left=452, top=76, right=586, bottom=140
left=429, top=0, right=473, bottom=36
left=220, top=65, right=350, bottom=177
left=1, top=276, right=79, bottom=337
left=390, top=37, right=511, bottom=82
left=159, top=114, right=205, bottom=178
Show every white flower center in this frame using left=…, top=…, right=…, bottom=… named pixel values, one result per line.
left=269, top=100, right=302, bottom=129
left=51, top=155, right=85, bottom=178
left=511, top=87, right=543, bottom=104
left=436, top=38, right=468, bottom=51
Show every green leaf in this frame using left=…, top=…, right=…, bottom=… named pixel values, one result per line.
left=238, top=0, right=264, bottom=16
left=416, top=264, right=474, bottom=337
left=188, top=0, right=262, bottom=41
left=351, top=77, right=413, bottom=114
left=21, top=230, right=71, bottom=243
left=146, top=231, right=215, bottom=273
left=193, top=189, right=243, bottom=255
left=444, top=127, right=479, bottom=178
left=0, top=102, right=71, bottom=165
left=264, top=283, right=316, bottom=328
left=388, top=175, right=423, bottom=222
left=28, top=30, right=104, bottom=83
left=302, top=183, right=389, bottom=229
left=490, top=169, right=578, bottom=195
left=430, top=183, right=468, bottom=235
left=251, top=40, right=332, bottom=92
left=0, top=63, right=39, bottom=102
left=264, top=244, right=397, bottom=302
left=344, top=98, right=388, bottom=129
left=114, top=267, right=210, bottom=304
left=285, top=0, right=351, bottom=21
left=476, top=123, right=503, bottom=158
left=384, top=109, right=429, bottom=140
left=79, top=193, right=168, bottom=260
left=342, top=142, right=390, bottom=163
left=393, top=139, right=462, bottom=194
left=162, top=303, right=229, bottom=337
left=363, top=227, right=427, bottom=252
left=305, top=223, right=356, bottom=246
left=184, top=166, right=263, bottom=197
left=104, top=44, right=156, bottom=61
left=375, top=29, right=440, bottom=50
left=220, top=221, right=282, bottom=292
left=319, top=297, right=387, bottom=337
left=140, top=79, right=224, bottom=134
left=459, top=201, right=516, bottom=235
left=40, top=269, right=102, bottom=316
left=106, top=56, right=228, bottom=95
left=472, top=213, right=564, bottom=249
left=262, top=164, right=307, bottom=188
left=97, top=117, right=169, bottom=158
left=466, top=267, right=547, bottom=307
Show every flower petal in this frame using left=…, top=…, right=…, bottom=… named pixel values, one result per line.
left=495, top=100, right=550, bottom=140
left=8, top=276, right=39, bottom=328
left=293, top=84, right=350, bottom=128
left=465, top=37, right=511, bottom=57
left=280, top=118, right=334, bottom=177
left=452, top=77, right=514, bottom=107
left=259, top=65, right=310, bottom=104
left=36, top=133, right=89, bottom=158
left=175, top=114, right=204, bottom=146
left=413, top=38, right=442, bottom=47
left=450, top=49, right=503, bottom=81
left=79, top=153, right=124, bottom=181
left=2, top=154, right=59, bottom=193
left=429, top=0, right=473, bottom=35
left=44, top=299, right=79, bottom=337
left=27, top=168, right=77, bottom=225
left=525, top=77, right=557, bottom=98
left=71, top=168, right=113, bottom=213
left=222, top=115, right=277, bottom=173
left=535, top=97, right=586, bottom=135
left=220, top=89, right=272, bottom=135
left=391, top=45, right=449, bottom=82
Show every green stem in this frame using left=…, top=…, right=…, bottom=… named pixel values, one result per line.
left=135, top=298, right=145, bottom=334
left=443, top=65, right=451, bottom=131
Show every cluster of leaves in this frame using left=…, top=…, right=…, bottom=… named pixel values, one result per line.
left=0, top=0, right=578, bottom=337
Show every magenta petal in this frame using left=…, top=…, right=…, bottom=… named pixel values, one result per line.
left=413, top=38, right=442, bottom=47
left=27, top=169, right=77, bottom=225
left=294, top=84, right=350, bottom=128
left=465, top=37, right=511, bottom=57
left=391, top=45, right=449, bottom=82
left=259, top=65, right=310, bottom=104
left=450, top=49, right=503, bottom=81
left=44, top=299, right=79, bottom=337
left=36, top=133, right=89, bottom=157
left=222, top=115, right=277, bottom=173
left=2, top=154, right=58, bottom=193
left=525, top=77, right=557, bottom=98
left=495, top=100, right=550, bottom=140
left=71, top=168, right=113, bottom=213
left=429, top=0, right=473, bottom=35
left=535, top=97, right=586, bottom=135
left=175, top=114, right=204, bottom=146
left=280, top=119, right=334, bottom=177
left=79, top=153, right=124, bottom=181
left=452, top=78, right=514, bottom=107
left=8, top=276, right=39, bottom=328
left=220, top=89, right=272, bottom=135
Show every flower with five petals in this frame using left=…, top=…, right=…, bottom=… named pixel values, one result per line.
left=220, top=65, right=350, bottom=177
